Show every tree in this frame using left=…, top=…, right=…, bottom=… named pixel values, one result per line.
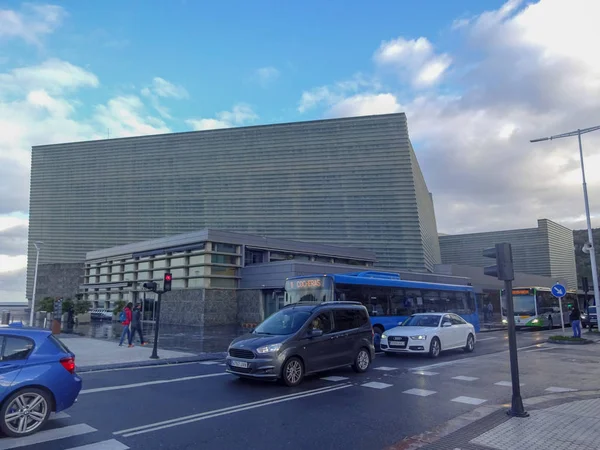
left=113, top=300, right=126, bottom=316
left=73, top=299, right=91, bottom=315
left=36, top=297, right=56, bottom=312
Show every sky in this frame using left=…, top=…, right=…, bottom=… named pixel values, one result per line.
left=0, top=0, right=599, bottom=301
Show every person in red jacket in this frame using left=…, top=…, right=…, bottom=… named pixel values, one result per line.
left=119, top=303, right=133, bottom=347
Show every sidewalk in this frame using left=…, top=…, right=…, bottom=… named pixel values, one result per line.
left=388, top=332, right=600, bottom=450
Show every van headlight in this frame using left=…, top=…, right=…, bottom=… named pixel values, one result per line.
left=256, top=344, right=282, bottom=354
left=410, top=335, right=427, bottom=340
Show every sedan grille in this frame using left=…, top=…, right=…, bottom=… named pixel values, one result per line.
left=229, top=348, right=255, bottom=359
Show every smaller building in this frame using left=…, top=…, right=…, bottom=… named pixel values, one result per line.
left=439, top=219, right=578, bottom=290
left=81, top=229, right=378, bottom=326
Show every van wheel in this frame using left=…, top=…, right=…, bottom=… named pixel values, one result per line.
left=352, top=348, right=371, bottom=373
left=464, top=334, right=475, bottom=353
left=281, top=357, right=304, bottom=387
left=429, top=337, right=441, bottom=358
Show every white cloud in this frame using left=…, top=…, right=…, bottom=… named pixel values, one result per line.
left=299, top=0, right=600, bottom=233
left=253, top=66, right=280, bottom=87
left=187, top=104, right=258, bottom=131
left=141, top=77, right=188, bottom=119
left=373, top=36, right=451, bottom=87
left=0, top=3, right=66, bottom=46
left=298, top=74, right=382, bottom=113
left=326, top=94, right=402, bottom=118
left=95, top=96, right=170, bottom=138
left=0, top=59, right=99, bottom=97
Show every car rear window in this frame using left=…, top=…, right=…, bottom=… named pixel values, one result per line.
left=48, top=335, right=71, bottom=354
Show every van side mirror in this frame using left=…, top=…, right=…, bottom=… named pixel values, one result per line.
left=308, top=329, right=323, bottom=338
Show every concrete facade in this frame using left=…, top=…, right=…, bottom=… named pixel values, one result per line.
left=34, top=263, right=85, bottom=301
left=27, top=113, right=441, bottom=300
left=439, top=219, right=578, bottom=290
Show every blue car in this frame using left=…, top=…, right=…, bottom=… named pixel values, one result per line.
left=0, top=326, right=82, bottom=437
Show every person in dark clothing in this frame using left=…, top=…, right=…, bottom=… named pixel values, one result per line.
left=130, top=303, right=146, bottom=346
left=570, top=306, right=581, bottom=338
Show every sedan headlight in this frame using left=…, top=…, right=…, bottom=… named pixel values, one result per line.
left=581, top=314, right=587, bottom=320
left=410, top=335, right=427, bottom=340
left=256, top=343, right=282, bottom=354
left=381, top=333, right=387, bottom=339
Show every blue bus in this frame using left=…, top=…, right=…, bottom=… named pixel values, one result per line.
left=284, top=271, right=479, bottom=342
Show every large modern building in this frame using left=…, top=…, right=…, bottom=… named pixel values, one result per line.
left=27, top=113, right=441, bottom=300
left=439, top=219, right=578, bottom=289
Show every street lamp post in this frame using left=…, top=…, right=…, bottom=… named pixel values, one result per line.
left=29, top=241, right=43, bottom=327
left=531, top=126, right=600, bottom=308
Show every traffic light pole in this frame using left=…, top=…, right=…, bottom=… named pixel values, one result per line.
left=150, top=291, right=162, bottom=360
left=504, top=279, right=528, bottom=417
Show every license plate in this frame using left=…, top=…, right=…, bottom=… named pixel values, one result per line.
left=231, top=360, right=249, bottom=368
left=389, top=341, right=406, bottom=347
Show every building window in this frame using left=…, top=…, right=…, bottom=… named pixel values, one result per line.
left=100, top=265, right=109, bottom=275
left=189, top=267, right=207, bottom=277
left=213, top=243, right=238, bottom=254
left=138, top=271, right=151, bottom=281
left=244, top=249, right=265, bottom=266
left=188, top=277, right=207, bottom=288
left=153, top=259, right=167, bottom=269
left=211, top=278, right=237, bottom=289
left=171, top=268, right=187, bottom=278
left=211, top=254, right=238, bottom=265
left=211, top=266, right=238, bottom=277
left=172, top=279, right=186, bottom=289
left=138, top=261, right=150, bottom=271
left=170, top=256, right=186, bottom=267
left=189, top=255, right=206, bottom=265
left=270, top=252, right=290, bottom=262
left=293, top=254, right=311, bottom=262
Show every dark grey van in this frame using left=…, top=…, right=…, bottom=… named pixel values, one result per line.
left=226, top=302, right=375, bottom=386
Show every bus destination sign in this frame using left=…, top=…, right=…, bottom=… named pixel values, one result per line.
left=512, top=289, right=531, bottom=296
left=287, top=278, right=323, bottom=289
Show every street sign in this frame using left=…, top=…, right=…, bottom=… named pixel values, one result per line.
left=551, top=284, right=566, bottom=298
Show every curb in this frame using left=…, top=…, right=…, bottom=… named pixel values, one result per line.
left=547, top=338, right=594, bottom=345
left=386, top=389, right=600, bottom=449
left=76, top=352, right=226, bottom=373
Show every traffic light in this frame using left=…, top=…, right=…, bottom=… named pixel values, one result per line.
left=143, top=281, right=158, bottom=292
left=483, top=243, right=514, bottom=281
left=163, top=273, right=172, bottom=292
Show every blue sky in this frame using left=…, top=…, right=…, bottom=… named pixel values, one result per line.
left=0, top=0, right=599, bottom=300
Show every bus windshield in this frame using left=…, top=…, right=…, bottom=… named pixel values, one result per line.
left=284, top=277, right=333, bottom=304
left=513, top=294, right=536, bottom=316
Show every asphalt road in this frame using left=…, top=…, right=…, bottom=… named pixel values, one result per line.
left=0, top=328, right=568, bottom=450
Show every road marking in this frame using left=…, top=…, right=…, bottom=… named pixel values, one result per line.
left=403, top=388, right=436, bottom=397
left=476, top=337, right=497, bottom=342
left=321, top=376, right=349, bottom=382
left=79, top=361, right=208, bottom=374
left=523, top=346, right=560, bottom=353
left=452, top=376, right=479, bottom=382
left=80, top=372, right=229, bottom=394
left=115, top=383, right=352, bottom=437
left=0, top=424, right=96, bottom=450
left=361, top=382, right=393, bottom=390
left=219, top=364, right=226, bottom=366
left=199, top=361, right=221, bottom=365
left=50, top=412, right=71, bottom=420
left=411, top=343, right=545, bottom=371
left=452, top=396, right=487, bottom=405
left=373, top=366, right=398, bottom=371
left=495, top=381, right=524, bottom=387
left=66, top=439, right=130, bottom=450
left=545, top=387, right=578, bottom=393
left=413, top=371, right=439, bottom=376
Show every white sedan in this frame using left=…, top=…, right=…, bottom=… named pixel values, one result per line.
left=380, top=313, right=476, bottom=358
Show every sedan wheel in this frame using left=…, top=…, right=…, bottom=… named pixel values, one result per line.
left=464, top=334, right=475, bottom=353
left=282, top=357, right=304, bottom=387
left=0, top=389, right=51, bottom=438
left=429, top=337, right=441, bottom=359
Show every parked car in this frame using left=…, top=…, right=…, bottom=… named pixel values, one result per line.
left=582, top=306, right=597, bottom=329
left=0, top=326, right=82, bottom=437
left=90, top=309, right=113, bottom=321
left=226, top=301, right=375, bottom=386
left=380, top=313, right=476, bottom=358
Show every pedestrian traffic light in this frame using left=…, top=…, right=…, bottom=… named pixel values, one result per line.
left=143, top=281, right=158, bottom=292
left=483, top=243, right=515, bottom=281
left=163, top=272, right=172, bottom=292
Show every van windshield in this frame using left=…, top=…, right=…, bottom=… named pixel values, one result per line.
left=254, top=308, right=312, bottom=335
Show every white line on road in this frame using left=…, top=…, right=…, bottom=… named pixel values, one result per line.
left=115, top=383, right=352, bottom=437
left=0, top=424, right=97, bottom=450
left=545, top=387, right=577, bottom=393
left=79, top=361, right=210, bottom=374
left=50, top=412, right=70, bottom=420
left=403, top=388, right=437, bottom=397
left=452, top=396, right=487, bottom=405
left=80, top=372, right=229, bottom=394
left=476, top=337, right=498, bottom=342
left=65, top=439, right=130, bottom=450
